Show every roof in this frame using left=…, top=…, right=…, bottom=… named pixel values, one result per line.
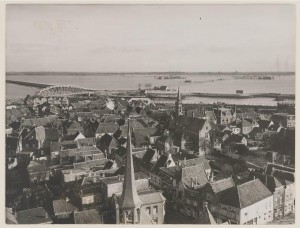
left=196, top=204, right=217, bottom=224
left=139, top=189, right=166, bottom=205
left=126, top=119, right=148, bottom=129
left=6, top=208, right=18, bottom=224
left=272, top=169, right=295, bottom=183
left=238, top=119, right=252, bottom=128
left=53, top=199, right=77, bottom=215
left=96, top=123, right=119, bottom=134
left=27, top=161, right=47, bottom=173
left=60, top=146, right=101, bottom=158
left=21, top=116, right=58, bottom=127
left=67, top=121, right=83, bottom=130
left=179, top=157, right=211, bottom=171
left=74, top=209, right=102, bottom=224
left=151, top=154, right=169, bottom=173
left=77, top=137, right=95, bottom=148
left=15, top=207, right=52, bottom=224
left=50, top=140, right=77, bottom=152
left=181, top=164, right=209, bottom=188
left=44, top=128, right=60, bottom=141
left=210, top=177, right=235, bottom=193
left=177, top=116, right=208, bottom=134
left=249, top=172, right=283, bottom=192
left=224, top=134, right=245, bottom=144
left=99, top=133, right=113, bottom=147
left=102, top=114, right=122, bottom=123
left=265, top=163, right=295, bottom=175
left=74, top=158, right=109, bottom=170
left=220, top=179, right=272, bottom=209
left=133, top=127, right=157, bottom=147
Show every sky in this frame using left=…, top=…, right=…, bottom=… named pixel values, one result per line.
left=6, top=4, right=296, bottom=72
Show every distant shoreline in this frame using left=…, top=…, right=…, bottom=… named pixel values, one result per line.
left=6, top=71, right=295, bottom=76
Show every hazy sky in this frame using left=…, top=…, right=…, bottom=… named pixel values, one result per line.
left=6, top=4, right=295, bottom=72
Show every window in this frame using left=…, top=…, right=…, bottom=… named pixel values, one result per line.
left=153, top=206, right=158, bottom=214
left=146, top=207, right=151, bottom=215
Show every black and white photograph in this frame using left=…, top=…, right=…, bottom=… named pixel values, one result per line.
left=4, top=2, right=296, bottom=225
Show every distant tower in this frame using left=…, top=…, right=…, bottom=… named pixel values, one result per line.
left=175, top=86, right=183, bottom=117
left=118, top=120, right=142, bottom=224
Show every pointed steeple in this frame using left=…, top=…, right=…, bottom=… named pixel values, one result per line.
left=119, top=119, right=142, bottom=210
left=177, top=85, right=181, bottom=101
left=175, top=85, right=183, bottom=117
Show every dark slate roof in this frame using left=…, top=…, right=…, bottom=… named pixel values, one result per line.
left=45, top=128, right=60, bottom=141
left=196, top=205, right=217, bottom=224
left=177, top=116, right=207, bottom=134
left=67, top=121, right=83, bottom=130
left=224, top=134, right=245, bottom=144
left=99, top=133, right=113, bottom=148
left=220, top=179, right=272, bottom=209
left=113, top=146, right=127, bottom=157
left=74, top=209, right=102, bottom=224
left=151, top=154, right=168, bottom=173
left=141, top=149, right=155, bottom=164
left=258, top=120, right=272, bottom=129
left=133, top=127, right=157, bottom=147
left=96, top=123, right=119, bottom=134
left=248, top=172, right=283, bottom=192
left=53, top=199, right=77, bottom=215
left=265, top=163, right=295, bottom=175
left=16, top=207, right=52, bottom=224
left=272, top=169, right=295, bottom=183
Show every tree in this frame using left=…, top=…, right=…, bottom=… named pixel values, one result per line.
left=199, top=137, right=212, bottom=155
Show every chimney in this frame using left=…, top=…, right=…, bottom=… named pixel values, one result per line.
left=191, top=178, right=194, bottom=188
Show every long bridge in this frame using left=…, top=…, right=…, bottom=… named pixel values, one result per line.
left=36, top=85, right=96, bottom=97
left=6, top=80, right=96, bottom=97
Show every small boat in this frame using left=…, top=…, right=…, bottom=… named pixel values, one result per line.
left=184, top=80, right=192, bottom=83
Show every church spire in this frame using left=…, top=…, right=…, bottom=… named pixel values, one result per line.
left=119, top=119, right=142, bottom=210
left=175, top=85, right=183, bottom=117
left=177, top=85, right=181, bottom=101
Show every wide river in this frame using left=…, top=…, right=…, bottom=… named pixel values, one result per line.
left=6, top=73, right=295, bottom=106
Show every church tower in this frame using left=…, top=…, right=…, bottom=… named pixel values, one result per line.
left=117, top=120, right=142, bottom=224
left=175, top=86, right=183, bottom=117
